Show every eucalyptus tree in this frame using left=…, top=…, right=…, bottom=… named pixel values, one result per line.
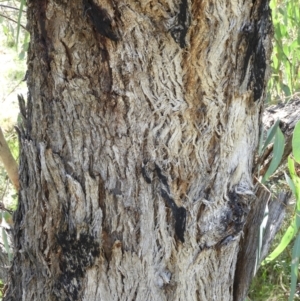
left=4, top=0, right=273, bottom=300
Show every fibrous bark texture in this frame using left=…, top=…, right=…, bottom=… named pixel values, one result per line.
left=4, top=0, right=273, bottom=300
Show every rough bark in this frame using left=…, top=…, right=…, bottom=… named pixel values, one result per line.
left=4, top=0, right=273, bottom=300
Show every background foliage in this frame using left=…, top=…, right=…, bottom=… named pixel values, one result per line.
left=267, top=0, right=300, bottom=103
left=0, top=2, right=26, bottom=298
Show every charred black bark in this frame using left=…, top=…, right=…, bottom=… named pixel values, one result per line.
left=170, top=0, right=190, bottom=48
left=83, top=0, right=119, bottom=41
left=160, top=189, right=186, bottom=243
left=240, top=0, right=272, bottom=101
left=54, top=231, right=100, bottom=300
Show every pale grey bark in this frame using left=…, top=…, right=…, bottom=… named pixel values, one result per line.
left=4, top=0, right=273, bottom=300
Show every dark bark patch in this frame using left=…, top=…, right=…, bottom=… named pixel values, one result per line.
left=141, top=163, right=152, bottom=184
left=174, top=206, right=186, bottom=243
left=161, top=189, right=186, bottom=242
left=239, top=0, right=272, bottom=101
left=55, top=231, right=100, bottom=300
left=83, top=0, right=119, bottom=41
left=242, top=23, right=267, bottom=102
left=170, top=0, right=190, bottom=48
left=227, top=191, right=247, bottom=233
left=240, top=22, right=266, bottom=102
left=216, top=191, right=249, bottom=248
left=99, top=47, right=113, bottom=93
left=155, top=163, right=170, bottom=193
left=35, top=0, right=52, bottom=71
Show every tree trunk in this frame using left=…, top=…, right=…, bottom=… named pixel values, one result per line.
left=4, top=0, right=273, bottom=300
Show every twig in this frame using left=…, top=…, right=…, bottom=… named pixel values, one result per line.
left=1, top=79, right=26, bottom=103
left=0, top=12, right=27, bottom=31
left=0, top=127, right=19, bottom=191
left=254, top=176, right=288, bottom=207
left=0, top=202, right=13, bottom=215
left=0, top=4, right=26, bottom=12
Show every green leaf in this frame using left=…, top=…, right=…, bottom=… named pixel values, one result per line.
left=288, top=156, right=297, bottom=180
left=289, top=234, right=300, bottom=301
left=262, top=127, right=285, bottom=183
left=282, top=84, right=291, bottom=97
left=263, top=221, right=297, bottom=264
left=288, top=156, right=300, bottom=205
left=290, top=40, right=299, bottom=52
left=283, top=45, right=290, bottom=57
left=261, top=119, right=280, bottom=153
left=278, top=8, right=285, bottom=16
left=274, top=23, right=282, bottom=39
left=292, top=121, right=300, bottom=163
left=285, top=172, right=296, bottom=195
left=272, top=53, right=279, bottom=70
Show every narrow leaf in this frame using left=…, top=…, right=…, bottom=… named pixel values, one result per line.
left=289, top=156, right=300, bottom=202
left=285, top=172, right=296, bottom=195
left=289, top=234, right=300, bottom=301
left=292, top=121, right=300, bottom=163
left=282, top=84, right=291, bottom=97
left=263, top=221, right=297, bottom=264
left=288, top=156, right=297, bottom=180
left=262, top=127, right=285, bottom=183
left=262, top=119, right=280, bottom=153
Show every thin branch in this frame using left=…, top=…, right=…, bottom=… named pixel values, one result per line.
left=0, top=12, right=27, bottom=31
left=0, top=127, right=19, bottom=191
left=0, top=202, right=13, bottom=215
left=0, top=4, right=26, bottom=12
left=1, top=79, right=26, bottom=103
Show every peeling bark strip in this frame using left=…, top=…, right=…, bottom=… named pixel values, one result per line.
left=4, top=0, right=273, bottom=300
